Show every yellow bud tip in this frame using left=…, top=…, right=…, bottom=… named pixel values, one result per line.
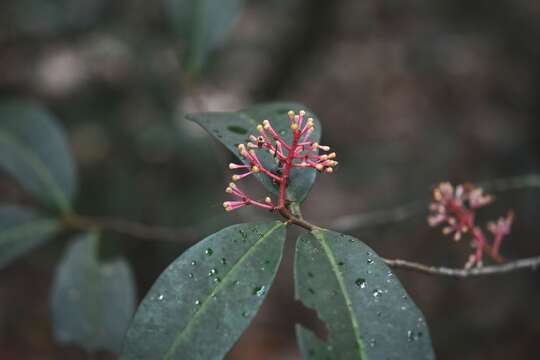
left=256, top=124, right=263, bottom=132
left=251, top=166, right=260, bottom=173
left=223, top=202, right=230, bottom=208
left=229, top=182, right=236, bottom=188
left=288, top=110, right=295, bottom=117
left=299, top=110, right=306, bottom=116
left=325, top=167, right=333, bottom=174
left=265, top=197, right=272, bottom=204
left=320, top=155, right=328, bottom=161
left=315, top=164, right=324, bottom=171
left=290, top=123, right=299, bottom=131
left=232, top=175, right=240, bottom=182
left=262, top=120, right=270, bottom=127
left=328, top=152, right=336, bottom=159
left=226, top=187, right=233, bottom=193
left=228, top=163, right=235, bottom=169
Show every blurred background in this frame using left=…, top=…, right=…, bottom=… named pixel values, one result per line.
left=1, top=0, right=540, bottom=359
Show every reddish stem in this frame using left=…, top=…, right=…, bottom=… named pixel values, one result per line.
left=278, top=129, right=301, bottom=209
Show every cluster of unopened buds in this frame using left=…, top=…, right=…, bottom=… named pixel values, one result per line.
left=223, top=110, right=337, bottom=212
left=428, top=182, right=514, bottom=268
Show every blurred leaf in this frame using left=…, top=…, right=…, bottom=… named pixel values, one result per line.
left=295, top=229, right=435, bottom=359
left=121, top=221, right=286, bottom=360
left=0, top=100, right=77, bottom=214
left=164, top=0, right=244, bottom=74
left=0, top=206, right=60, bottom=269
left=50, top=232, right=136, bottom=353
left=187, top=102, right=322, bottom=202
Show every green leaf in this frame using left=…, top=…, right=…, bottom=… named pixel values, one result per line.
left=187, top=102, right=322, bottom=202
left=50, top=232, right=136, bottom=353
left=164, top=0, right=243, bottom=74
left=294, top=229, right=435, bottom=359
left=0, top=100, right=77, bottom=214
left=0, top=206, right=60, bottom=269
left=121, top=221, right=286, bottom=360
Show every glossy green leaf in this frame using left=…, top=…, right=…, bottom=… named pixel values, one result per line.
left=0, top=101, right=77, bottom=214
left=50, top=232, right=136, bottom=353
left=295, top=229, right=435, bottom=360
left=121, top=221, right=286, bottom=360
left=0, top=206, right=60, bottom=269
left=187, top=102, right=322, bottom=202
left=164, top=0, right=243, bottom=74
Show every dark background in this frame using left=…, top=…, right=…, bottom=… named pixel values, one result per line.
left=1, top=0, right=540, bottom=359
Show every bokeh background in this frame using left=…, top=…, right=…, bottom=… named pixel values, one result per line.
left=1, top=0, right=540, bottom=359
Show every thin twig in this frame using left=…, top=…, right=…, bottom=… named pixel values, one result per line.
left=330, top=174, right=540, bottom=232
left=329, top=201, right=424, bottom=232
left=62, top=214, right=202, bottom=243
left=383, top=256, right=540, bottom=277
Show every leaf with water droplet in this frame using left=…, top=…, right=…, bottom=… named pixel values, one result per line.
left=294, top=229, right=435, bottom=360
left=187, top=102, right=322, bottom=202
left=121, top=222, right=286, bottom=360
left=50, top=232, right=136, bottom=353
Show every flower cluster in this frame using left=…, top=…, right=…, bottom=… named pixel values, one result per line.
left=428, top=182, right=513, bottom=268
left=223, top=110, right=337, bottom=212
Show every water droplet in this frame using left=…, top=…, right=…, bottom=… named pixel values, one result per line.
left=205, top=248, right=213, bottom=256
left=407, top=330, right=422, bottom=341
left=239, top=230, right=248, bottom=241
left=233, top=280, right=240, bottom=286
left=367, top=251, right=372, bottom=256
left=188, top=273, right=194, bottom=279
left=191, top=260, right=197, bottom=266
left=253, top=286, right=266, bottom=296
left=367, top=258, right=374, bottom=265
left=400, top=305, right=407, bottom=311
left=307, top=272, right=314, bottom=278
left=386, top=271, right=393, bottom=277
left=158, top=294, right=164, bottom=301
left=376, top=311, right=382, bottom=317
left=338, top=261, right=345, bottom=266
left=242, top=311, right=249, bottom=318
left=220, top=258, right=227, bottom=265
left=208, top=268, right=218, bottom=276
left=195, top=299, right=201, bottom=305
left=355, top=278, right=367, bottom=289
left=372, top=289, right=383, bottom=297
left=214, top=277, right=221, bottom=283
left=369, top=338, right=376, bottom=348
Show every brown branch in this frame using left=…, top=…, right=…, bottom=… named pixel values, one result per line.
left=62, top=214, right=201, bottom=243
left=383, top=256, right=540, bottom=278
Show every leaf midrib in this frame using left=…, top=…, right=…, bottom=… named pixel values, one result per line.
left=313, top=229, right=367, bottom=359
left=0, top=130, right=71, bottom=213
left=164, top=222, right=285, bottom=359
left=0, top=218, right=59, bottom=245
